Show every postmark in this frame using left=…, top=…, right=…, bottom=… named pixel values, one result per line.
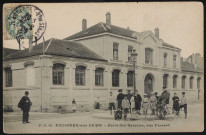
left=4, top=5, right=47, bottom=43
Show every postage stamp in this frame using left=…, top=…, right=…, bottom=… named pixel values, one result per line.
left=4, top=4, right=47, bottom=43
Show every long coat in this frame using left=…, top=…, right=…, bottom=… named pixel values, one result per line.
left=172, top=96, right=179, bottom=111
left=18, top=96, right=32, bottom=111
left=117, top=93, right=124, bottom=109
left=134, top=94, right=142, bottom=110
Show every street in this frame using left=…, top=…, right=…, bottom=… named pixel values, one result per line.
left=3, top=103, right=204, bottom=133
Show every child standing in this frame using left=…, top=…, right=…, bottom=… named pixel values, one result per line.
left=122, top=95, right=130, bottom=120
left=142, top=94, right=149, bottom=115
left=130, top=94, right=139, bottom=120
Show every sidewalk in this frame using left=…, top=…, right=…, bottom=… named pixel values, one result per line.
left=3, top=111, right=91, bottom=122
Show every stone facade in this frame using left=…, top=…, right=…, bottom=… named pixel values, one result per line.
left=3, top=13, right=203, bottom=113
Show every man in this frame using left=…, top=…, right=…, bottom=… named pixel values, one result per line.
left=126, top=90, right=133, bottom=113
left=148, top=92, right=157, bottom=115
left=18, top=91, right=32, bottom=124
left=155, top=92, right=159, bottom=101
left=178, top=92, right=187, bottom=119
left=158, top=87, right=170, bottom=117
left=109, top=92, right=116, bottom=115
left=116, top=89, right=124, bottom=110
left=134, top=90, right=142, bottom=115
left=172, top=93, right=179, bottom=115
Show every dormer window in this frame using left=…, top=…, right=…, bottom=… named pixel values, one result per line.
left=173, top=55, right=177, bottom=68
left=164, top=53, right=167, bottom=67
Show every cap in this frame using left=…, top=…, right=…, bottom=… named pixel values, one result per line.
left=127, top=90, right=131, bottom=92
left=182, top=92, right=185, bottom=94
left=118, top=89, right=122, bottom=92
left=25, top=91, right=29, bottom=95
left=155, top=92, right=158, bottom=94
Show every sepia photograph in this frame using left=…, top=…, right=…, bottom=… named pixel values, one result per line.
left=2, top=2, right=204, bottom=133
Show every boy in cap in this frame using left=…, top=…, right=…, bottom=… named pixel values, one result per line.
left=178, top=92, right=187, bottom=118
left=122, top=95, right=130, bottom=120
left=126, top=90, right=132, bottom=113
left=116, top=89, right=124, bottom=110
left=142, top=94, right=149, bottom=115
left=134, top=90, right=142, bottom=115
left=109, top=92, right=116, bottom=115
left=18, top=91, right=32, bottom=124
left=148, top=92, right=157, bottom=115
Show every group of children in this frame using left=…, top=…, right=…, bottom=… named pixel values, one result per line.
left=111, top=89, right=188, bottom=120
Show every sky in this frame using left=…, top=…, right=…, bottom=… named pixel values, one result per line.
left=3, top=2, right=203, bottom=58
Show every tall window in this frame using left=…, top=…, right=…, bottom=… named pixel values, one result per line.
left=5, top=67, right=12, bottom=87
left=112, top=70, right=120, bottom=87
left=75, top=66, right=86, bottom=86
left=53, top=63, right=65, bottom=85
left=197, top=77, right=201, bottom=89
left=127, top=71, right=134, bottom=87
left=128, top=46, right=133, bottom=61
left=95, top=68, right=104, bottom=86
left=113, top=43, right=119, bottom=60
left=190, top=77, right=194, bottom=89
left=173, top=55, right=177, bottom=68
left=173, top=75, right=177, bottom=89
left=164, top=53, right=167, bottom=67
left=26, top=65, right=35, bottom=86
left=145, top=48, right=153, bottom=64
left=163, top=74, right=168, bottom=88
left=182, top=76, right=186, bottom=89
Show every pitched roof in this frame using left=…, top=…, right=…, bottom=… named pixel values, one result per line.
left=3, top=38, right=107, bottom=61
left=162, top=42, right=180, bottom=50
left=181, top=61, right=203, bottom=73
left=3, top=48, right=20, bottom=57
left=65, top=22, right=180, bottom=50
left=64, top=22, right=137, bottom=40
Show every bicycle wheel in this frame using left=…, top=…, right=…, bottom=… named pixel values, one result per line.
left=145, top=107, right=154, bottom=120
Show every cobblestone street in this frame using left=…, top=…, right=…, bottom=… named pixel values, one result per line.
left=3, top=102, right=204, bottom=133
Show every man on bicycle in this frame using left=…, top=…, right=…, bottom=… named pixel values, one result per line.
left=158, top=86, right=170, bottom=117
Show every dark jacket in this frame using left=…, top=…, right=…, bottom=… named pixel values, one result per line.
left=18, top=96, right=32, bottom=111
left=127, top=93, right=133, bottom=101
left=159, top=91, right=170, bottom=104
left=134, top=94, right=142, bottom=103
left=117, top=93, right=124, bottom=101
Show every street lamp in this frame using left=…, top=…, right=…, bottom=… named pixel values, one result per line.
left=131, top=49, right=138, bottom=93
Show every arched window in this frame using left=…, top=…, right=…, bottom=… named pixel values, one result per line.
left=5, top=67, right=12, bottom=87
left=95, top=68, right=104, bottom=86
left=75, top=66, right=86, bottom=86
left=173, top=55, right=177, bottom=68
left=145, top=48, right=153, bottom=64
left=53, top=63, right=65, bottom=85
left=164, top=53, right=167, bottom=67
left=190, top=76, right=194, bottom=89
left=182, top=76, right=186, bottom=89
left=112, top=70, right=120, bottom=87
left=197, top=77, right=201, bottom=89
left=127, top=71, right=134, bottom=87
left=144, top=74, right=153, bottom=94
left=163, top=74, right=168, bottom=88
left=173, top=75, right=177, bottom=88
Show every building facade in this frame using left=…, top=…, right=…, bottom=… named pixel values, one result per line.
left=3, top=12, right=203, bottom=112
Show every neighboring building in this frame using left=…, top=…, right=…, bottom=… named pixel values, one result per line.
left=3, top=12, right=203, bottom=112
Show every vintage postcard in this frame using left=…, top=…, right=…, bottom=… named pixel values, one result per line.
left=3, top=2, right=204, bottom=133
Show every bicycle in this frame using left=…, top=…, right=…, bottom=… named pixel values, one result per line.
left=156, top=104, right=174, bottom=118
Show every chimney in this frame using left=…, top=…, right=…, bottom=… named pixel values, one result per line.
left=154, top=27, right=159, bottom=38
left=29, top=38, right=33, bottom=52
left=82, top=19, right=87, bottom=31
left=106, top=12, right=111, bottom=28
